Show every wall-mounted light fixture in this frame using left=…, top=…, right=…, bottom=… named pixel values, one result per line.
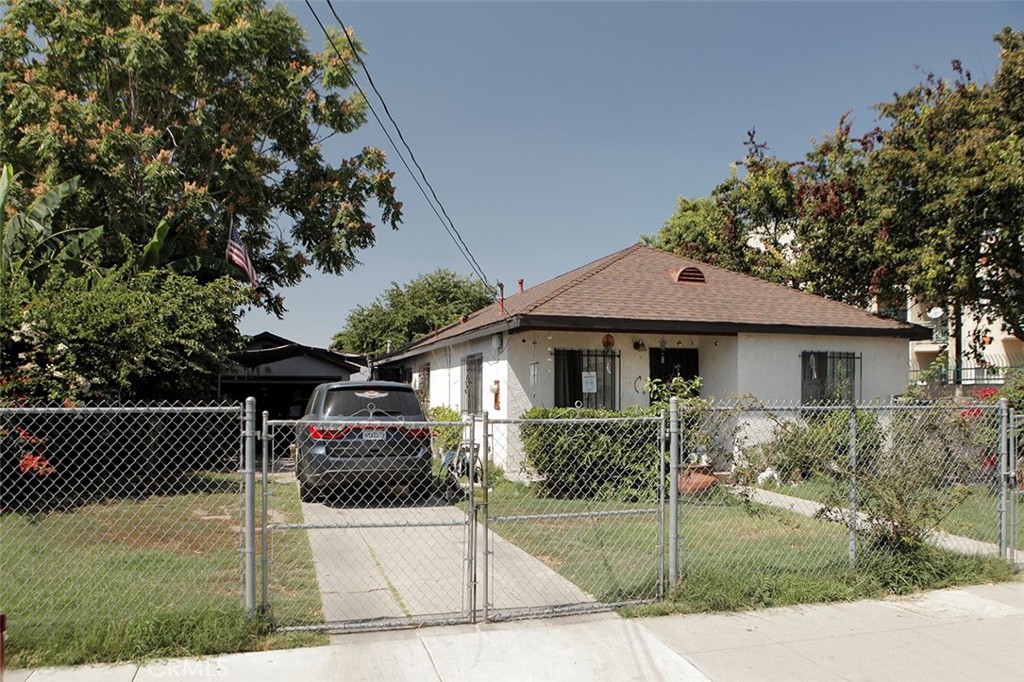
left=632, top=339, right=646, bottom=351
left=601, top=334, right=615, bottom=350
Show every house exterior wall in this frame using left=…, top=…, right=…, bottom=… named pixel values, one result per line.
left=903, top=301, right=1021, bottom=384
left=735, top=333, right=909, bottom=403
left=398, top=330, right=910, bottom=412
left=404, top=333, right=510, bottom=418
left=460, top=329, right=739, bottom=417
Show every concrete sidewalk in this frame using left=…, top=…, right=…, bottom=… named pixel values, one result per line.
left=8, top=582, right=1023, bottom=682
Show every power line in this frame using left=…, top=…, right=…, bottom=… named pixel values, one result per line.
left=303, top=0, right=494, bottom=293
left=324, top=0, right=492, bottom=290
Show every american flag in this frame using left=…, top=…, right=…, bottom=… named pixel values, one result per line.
left=226, top=224, right=256, bottom=288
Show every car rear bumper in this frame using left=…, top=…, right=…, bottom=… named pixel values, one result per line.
left=298, top=451, right=431, bottom=489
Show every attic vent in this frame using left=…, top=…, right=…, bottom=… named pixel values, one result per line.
left=674, top=267, right=706, bottom=284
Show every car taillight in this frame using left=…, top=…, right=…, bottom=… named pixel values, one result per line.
left=309, top=425, right=352, bottom=440
left=402, top=427, right=431, bottom=438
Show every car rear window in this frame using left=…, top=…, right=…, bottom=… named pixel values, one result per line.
left=322, top=387, right=424, bottom=418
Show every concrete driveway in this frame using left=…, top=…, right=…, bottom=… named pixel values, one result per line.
left=299, top=493, right=593, bottom=626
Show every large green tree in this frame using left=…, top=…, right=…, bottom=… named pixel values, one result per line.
left=867, top=28, right=1024, bottom=341
left=332, top=269, right=494, bottom=356
left=0, top=0, right=402, bottom=314
left=649, top=28, right=1024, bottom=341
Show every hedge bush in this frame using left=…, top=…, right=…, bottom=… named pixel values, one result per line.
left=520, top=407, right=662, bottom=502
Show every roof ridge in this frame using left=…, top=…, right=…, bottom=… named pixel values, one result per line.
left=522, top=243, right=643, bottom=315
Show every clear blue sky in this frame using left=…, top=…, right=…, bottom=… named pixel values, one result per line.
left=239, top=1, right=1024, bottom=347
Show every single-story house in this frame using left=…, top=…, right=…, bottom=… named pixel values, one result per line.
left=381, top=244, right=931, bottom=421
left=219, top=332, right=364, bottom=418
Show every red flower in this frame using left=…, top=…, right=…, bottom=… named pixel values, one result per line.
left=17, top=453, right=54, bottom=476
left=16, top=427, right=41, bottom=445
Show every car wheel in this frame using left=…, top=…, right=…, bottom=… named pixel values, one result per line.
left=298, top=478, right=318, bottom=503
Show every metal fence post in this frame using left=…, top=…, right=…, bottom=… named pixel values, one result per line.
left=1011, top=409, right=1019, bottom=569
left=260, top=410, right=270, bottom=614
left=658, top=409, right=666, bottom=601
left=998, top=398, right=1008, bottom=560
left=848, top=405, right=858, bottom=571
left=464, top=415, right=477, bottom=622
left=243, top=397, right=257, bottom=616
left=1010, top=409, right=1018, bottom=567
left=669, top=397, right=680, bottom=587
left=480, top=412, right=490, bottom=622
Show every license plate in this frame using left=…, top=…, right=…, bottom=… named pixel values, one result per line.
left=362, top=430, right=387, bottom=441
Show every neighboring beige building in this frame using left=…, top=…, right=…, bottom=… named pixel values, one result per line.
left=900, top=303, right=1023, bottom=385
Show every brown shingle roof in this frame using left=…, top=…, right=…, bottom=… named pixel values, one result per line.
left=389, top=244, right=929, bottom=358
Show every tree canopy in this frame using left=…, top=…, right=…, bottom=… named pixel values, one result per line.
left=0, top=0, right=402, bottom=314
left=648, top=28, right=1024, bottom=341
left=0, top=161, right=246, bottom=402
left=331, top=269, right=494, bottom=356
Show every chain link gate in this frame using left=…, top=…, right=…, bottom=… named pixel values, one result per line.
left=259, top=414, right=479, bottom=630
left=255, top=411, right=667, bottom=629
left=484, top=415, right=668, bottom=620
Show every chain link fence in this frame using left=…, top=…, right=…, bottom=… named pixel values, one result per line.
left=261, top=415, right=477, bottom=630
left=0, top=402, right=244, bottom=657
left=485, top=416, right=666, bottom=619
left=670, top=399, right=1020, bottom=592
left=4, top=398, right=1017, bottom=647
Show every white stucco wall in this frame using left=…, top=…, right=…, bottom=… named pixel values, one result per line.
left=398, top=329, right=911, bottom=416
left=735, top=333, right=909, bottom=404
left=403, top=332, right=510, bottom=419
left=504, top=330, right=739, bottom=415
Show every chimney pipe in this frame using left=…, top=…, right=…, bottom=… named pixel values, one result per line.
left=498, top=282, right=505, bottom=314
left=517, top=278, right=524, bottom=294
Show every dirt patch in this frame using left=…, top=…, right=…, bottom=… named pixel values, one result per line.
left=74, top=496, right=242, bottom=555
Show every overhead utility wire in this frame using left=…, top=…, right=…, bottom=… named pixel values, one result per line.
left=324, top=0, right=492, bottom=290
left=304, top=0, right=494, bottom=293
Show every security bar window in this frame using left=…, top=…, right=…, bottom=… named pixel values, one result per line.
left=554, top=349, right=619, bottom=410
left=463, top=354, right=483, bottom=414
left=801, top=351, right=860, bottom=404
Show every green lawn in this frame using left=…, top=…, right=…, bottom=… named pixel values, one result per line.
left=260, top=474, right=324, bottom=628
left=487, top=481, right=662, bottom=602
left=0, top=472, right=324, bottom=668
left=483, top=479, right=1013, bottom=617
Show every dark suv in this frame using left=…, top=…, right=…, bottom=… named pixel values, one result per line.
left=295, top=381, right=432, bottom=502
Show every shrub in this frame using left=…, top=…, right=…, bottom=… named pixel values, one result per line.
left=520, top=407, right=662, bottom=502
left=998, top=368, right=1024, bottom=412
left=737, top=409, right=880, bottom=485
left=427, top=405, right=462, bottom=456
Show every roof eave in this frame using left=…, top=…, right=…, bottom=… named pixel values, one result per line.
left=514, top=315, right=932, bottom=340
left=383, top=316, right=930, bottom=364
left=379, top=318, right=520, bottom=364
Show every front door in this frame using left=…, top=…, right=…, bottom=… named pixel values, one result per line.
left=649, top=348, right=699, bottom=394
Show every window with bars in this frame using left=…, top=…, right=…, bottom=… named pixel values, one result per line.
left=462, top=354, right=483, bottom=414
left=801, top=351, right=860, bottom=404
left=415, top=363, right=430, bottom=408
left=554, top=349, right=619, bottom=410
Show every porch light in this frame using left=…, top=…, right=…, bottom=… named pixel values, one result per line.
left=601, top=334, right=615, bottom=349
